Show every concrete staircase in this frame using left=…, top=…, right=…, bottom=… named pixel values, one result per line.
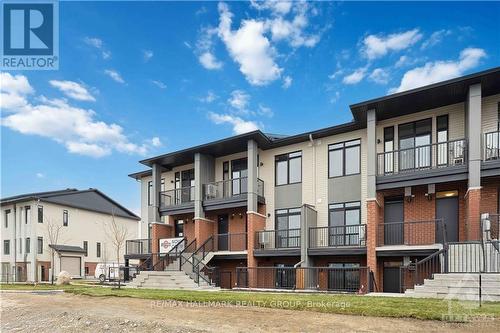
left=405, top=273, right=500, bottom=301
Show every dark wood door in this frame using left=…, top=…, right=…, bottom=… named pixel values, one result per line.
left=436, top=196, right=459, bottom=243
left=217, top=215, right=229, bottom=251
left=383, top=267, right=401, bottom=293
left=384, top=199, right=404, bottom=245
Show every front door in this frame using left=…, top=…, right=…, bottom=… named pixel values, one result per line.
left=383, top=266, right=401, bottom=293
left=436, top=195, right=459, bottom=243
left=217, top=215, right=229, bottom=251
left=275, top=264, right=295, bottom=289
left=384, top=198, right=404, bottom=245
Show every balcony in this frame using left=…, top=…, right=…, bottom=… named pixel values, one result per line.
left=376, top=139, right=467, bottom=188
left=254, top=229, right=301, bottom=256
left=308, top=225, right=367, bottom=255
left=213, top=232, right=247, bottom=252
left=159, top=186, right=195, bottom=214
left=125, top=238, right=151, bottom=258
left=202, top=177, right=265, bottom=210
left=482, top=131, right=500, bottom=177
left=377, top=220, right=445, bottom=255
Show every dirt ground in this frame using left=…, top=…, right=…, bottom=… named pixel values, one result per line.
left=0, top=292, right=498, bottom=332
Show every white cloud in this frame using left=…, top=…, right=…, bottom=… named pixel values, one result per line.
left=282, top=75, right=292, bottom=89
left=218, top=2, right=282, bottom=85
left=104, top=69, right=125, bottom=84
left=0, top=73, right=158, bottom=158
left=151, top=80, right=167, bottom=89
left=421, top=29, right=452, bottom=50
left=228, top=90, right=250, bottom=111
left=329, top=91, right=340, bottom=104
left=49, top=80, right=96, bottom=101
left=84, top=37, right=111, bottom=59
left=36, top=172, right=45, bottom=179
left=199, top=52, right=223, bottom=70
left=369, top=68, right=390, bottom=85
left=390, top=48, right=486, bottom=93
left=258, top=104, right=274, bottom=117
left=143, top=50, right=154, bottom=62
left=362, top=29, right=422, bottom=59
left=251, top=0, right=293, bottom=15
left=328, top=68, right=344, bottom=80
left=342, top=67, right=367, bottom=85
left=151, top=137, right=162, bottom=147
left=200, top=91, right=218, bottom=103
left=208, top=112, right=259, bottom=134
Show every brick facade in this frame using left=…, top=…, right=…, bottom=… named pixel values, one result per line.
left=465, top=188, right=482, bottom=241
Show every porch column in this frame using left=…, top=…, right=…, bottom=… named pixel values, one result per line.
left=151, top=163, right=162, bottom=222
left=466, top=83, right=482, bottom=240
left=247, top=139, right=258, bottom=212
left=366, top=108, right=379, bottom=291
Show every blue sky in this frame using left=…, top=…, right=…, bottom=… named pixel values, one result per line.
left=1, top=1, right=499, bottom=214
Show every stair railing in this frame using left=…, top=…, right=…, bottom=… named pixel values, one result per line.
left=179, top=239, right=197, bottom=272
left=151, top=238, right=187, bottom=271
left=186, top=236, right=216, bottom=286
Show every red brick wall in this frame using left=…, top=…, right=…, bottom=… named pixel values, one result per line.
left=37, top=261, right=51, bottom=282
left=85, top=262, right=97, bottom=277
left=194, top=218, right=215, bottom=245
left=366, top=198, right=380, bottom=288
left=211, top=258, right=247, bottom=289
left=465, top=188, right=481, bottom=240
left=151, top=223, right=173, bottom=254
left=247, top=212, right=266, bottom=269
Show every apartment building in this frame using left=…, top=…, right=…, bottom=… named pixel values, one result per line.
left=0, top=189, right=139, bottom=282
left=128, top=67, right=500, bottom=292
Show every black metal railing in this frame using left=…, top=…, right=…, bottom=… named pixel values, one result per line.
left=377, top=219, right=446, bottom=246
left=255, top=229, right=301, bottom=250
left=309, top=225, right=367, bottom=248
left=483, top=131, right=500, bottom=161
left=203, top=177, right=264, bottom=201
left=160, top=186, right=195, bottom=208
left=235, top=266, right=370, bottom=293
left=213, top=232, right=247, bottom=251
left=377, top=139, right=467, bottom=176
left=400, top=246, right=447, bottom=293
left=125, top=238, right=151, bottom=255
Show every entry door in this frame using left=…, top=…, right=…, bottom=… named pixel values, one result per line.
left=384, top=199, right=404, bottom=245
left=231, top=159, right=248, bottom=195
left=436, top=196, right=459, bottom=243
left=383, top=267, right=401, bottom=293
left=217, top=215, right=229, bottom=251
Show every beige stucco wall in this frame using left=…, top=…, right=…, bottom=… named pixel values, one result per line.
left=481, top=93, right=500, bottom=134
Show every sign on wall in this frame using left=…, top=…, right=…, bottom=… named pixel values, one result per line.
left=159, top=237, right=184, bottom=254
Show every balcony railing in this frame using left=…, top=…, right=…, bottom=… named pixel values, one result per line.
left=160, top=186, right=195, bottom=208
left=377, top=139, right=467, bottom=176
left=483, top=131, right=500, bottom=161
left=309, top=225, right=367, bottom=248
left=235, top=266, right=370, bottom=293
left=377, top=219, right=445, bottom=247
left=213, top=232, right=247, bottom=251
left=203, top=177, right=264, bottom=201
left=255, top=229, right=301, bottom=250
left=125, top=238, right=151, bottom=255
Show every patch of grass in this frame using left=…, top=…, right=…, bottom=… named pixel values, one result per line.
left=2, top=283, right=499, bottom=321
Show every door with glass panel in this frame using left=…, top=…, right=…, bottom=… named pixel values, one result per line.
left=231, top=158, right=248, bottom=196
left=275, top=208, right=301, bottom=248
left=328, top=263, right=360, bottom=291
left=275, top=264, right=295, bottom=289
left=399, top=119, right=431, bottom=171
left=329, top=202, right=361, bottom=246
left=175, top=169, right=194, bottom=204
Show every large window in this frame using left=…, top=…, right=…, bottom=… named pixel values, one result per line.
left=275, top=151, right=302, bottom=185
left=24, top=206, right=30, bottom=224
left=329, top=139, right=361, bottom=177
left=83, top=241, right=88, bottom=257
left=63, top=210, right=68, bottom=227
left=37, top=205, right=43, bottom=223
left=3, top=240, right=10, bottom=255
left=399, top=118, right=431, bottom=170
left=4, top=209, right=10, bottom=228
left=275, top=208, right=301, bottom=248
left=148, top=178, right=165, bottom=206
left=328, top=202, right=362, bottom=246
left=37, top=237, right=43, bottom=254
left=328, top=263, right=361, bottom=292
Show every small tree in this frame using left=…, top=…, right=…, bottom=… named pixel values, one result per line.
left=46, top=219, right=64, bottom=284
left=105, top=211, right=129, bottom=265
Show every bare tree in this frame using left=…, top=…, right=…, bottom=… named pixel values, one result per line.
left=45, top=219, right=64, bottom=284
left=104, top=211, right=129, bottom=265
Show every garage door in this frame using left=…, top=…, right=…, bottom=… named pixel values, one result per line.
left=61, top=256, right=81, bottom=277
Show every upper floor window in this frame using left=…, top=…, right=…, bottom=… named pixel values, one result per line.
left=63, top=210, right=68, bottom=227
left=3, top=240, right=10, bottom=255
left=275, top=208, right=301, bottom=248
left=329, top=139, right=361, bottom=177
left=83, top=241, right=88, bottom=257
left=275, top=151, right=302, bottom=186
left=399, top=118, right=431, bottom=170
left=26, top=238, right=30, bottom=254
left=37, top=205, right=43, bottom=223
left=4, top=209, right=10, bottom=228
left=96, top=242, right=101, bottom=258
left=147, top=178, right=165, bottom=206
left=329, top=201, right=361, bottom=227
left=37, top=237, right=43, bottom=254
left=24, top=206, right=30, bottom=224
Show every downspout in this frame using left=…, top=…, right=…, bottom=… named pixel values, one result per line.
left=308, top=134, right=316, bottom=205
left=13, top=204, right=17, bottom=282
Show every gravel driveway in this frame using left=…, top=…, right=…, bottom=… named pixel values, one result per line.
left=1, top=292, right=498, bottom=332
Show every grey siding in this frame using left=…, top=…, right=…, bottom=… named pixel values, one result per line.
left=274, top=183, right=302, bottom=209
left=328, top=174, right=361, bottom=203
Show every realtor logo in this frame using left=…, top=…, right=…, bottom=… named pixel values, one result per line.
left=1, top=0, right=59, bottom=70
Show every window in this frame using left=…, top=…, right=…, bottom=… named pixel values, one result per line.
left=437, top=115, right=449, bottom=166
left=24, top=206, right=30, bottom=224
left=37, top=237, right=43, bottom=254
left=85, top=266, right=89, bottom=275
left=148, top=179, right=165, bottom=206
left=4, top=209, right=10, bottom=228
left=176, top=170, right=195, bottom=203
left=328, top=263, right=361, bottom=292
left=275, top=208, right=301, bottom=248
left=399, top=118, right=431, bottom=170
left=63, top=210, right=68, bottom=226
left=3, top=240, right=10, bottom=255
left=275, top=151, right=302, bottom=185
left=329, top=139, right=361, bottom=177
left=174, top=220, right=184, bottom=237
left=37, top=205, right=43, bottom=223
left=328, top=202, right=362, bottom=246
left=383, top=127, right=394, bottom=173
left=83, top=241, right=88, bottom=257
left=19, top=238, right=22, bottom=253
left=96, top=242, right=101, bottom=258
left=26, top=238, right=30, bottom=253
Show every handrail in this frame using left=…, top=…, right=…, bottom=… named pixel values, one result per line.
left=309, top=224, right=367, bottom=248
left=151, top=238, right=186, bottom=271
left=160, top=186, right=195, bottom=207
left=179, top=238, right=197, bottom=271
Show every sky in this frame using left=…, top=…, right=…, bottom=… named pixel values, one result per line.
left=1, top=1, right=499, bottom=215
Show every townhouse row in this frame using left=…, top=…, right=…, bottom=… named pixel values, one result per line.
left=128, top=67, right=500, bottom=292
